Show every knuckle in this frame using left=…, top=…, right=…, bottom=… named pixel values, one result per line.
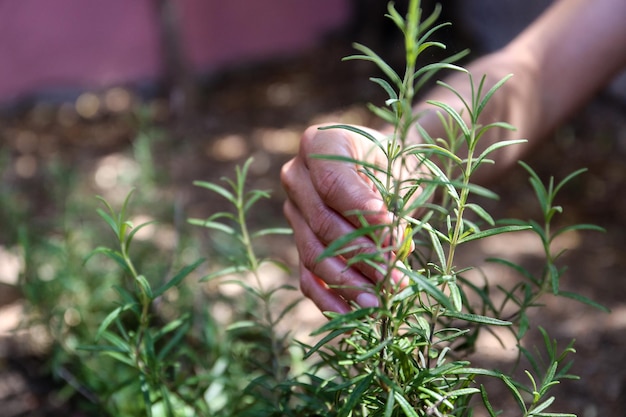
left=299, top=273, right=315, bottom=298
left=280, top=158, right=297, bottom=191
left=308, top=208, right=337, bottom=244
left=316, top=167, right=347, bottom=205
left=298, top=238, right=323, bottom=272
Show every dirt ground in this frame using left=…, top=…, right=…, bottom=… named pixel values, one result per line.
left=1, top=28, right=625, bottom=416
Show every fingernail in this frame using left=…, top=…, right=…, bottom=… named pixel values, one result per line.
left=356, top=293, right=379, bottom=308
left=390, top=264, right=409, bottom=287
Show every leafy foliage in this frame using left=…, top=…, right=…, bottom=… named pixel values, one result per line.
left=294, top=1, right=604, bottom=416
left=12, top=1, right=604, bottom=416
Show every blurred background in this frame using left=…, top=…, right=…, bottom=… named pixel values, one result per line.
left=1, top=0, right=625, bottom=415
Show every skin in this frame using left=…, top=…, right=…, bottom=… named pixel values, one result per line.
left=281, top=0, right=626, bottom=314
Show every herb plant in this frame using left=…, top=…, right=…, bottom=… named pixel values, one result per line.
left=293, top=1, right=605, bottom=416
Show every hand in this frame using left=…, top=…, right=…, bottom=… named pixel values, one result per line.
left=281, top=124, right=403, bottom=314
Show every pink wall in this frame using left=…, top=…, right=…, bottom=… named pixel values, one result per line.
left=0, top=0, right=350, bottom=104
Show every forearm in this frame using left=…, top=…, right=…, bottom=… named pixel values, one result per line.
left=510, top=0, right=626, bottom=137
left=400, top=0, right=626, bottom=182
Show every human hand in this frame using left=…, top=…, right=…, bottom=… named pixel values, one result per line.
left=281, top=124, right=407, bottom=314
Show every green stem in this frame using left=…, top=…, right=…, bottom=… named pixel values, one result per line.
left=236, top=181, right=286, bottom=387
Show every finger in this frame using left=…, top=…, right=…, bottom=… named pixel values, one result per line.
left=299, top=264, right=351, bottom=314
left=300, top=126, right=391, bottom=228
left=284, top=200, right=380, bottom=308
left=282, top=160, right=388, bottom=284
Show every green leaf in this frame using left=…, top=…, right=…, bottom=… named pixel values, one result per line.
left=304, top=328, right=350, bottom=359
left=448, top=281, right=463, bottom=311
left=532, top=394, right=557, bottom=414
left=519, top=161, right=550, bottom=210
left=426, top=99, right=470, bottom=141
left=140, top=373, right=153, bottom=417
left=396, top=266, right=453, bottom=310
left=153, top=258, right=205, bottom=297
left=548, top=263, right=560, bottom=294
left=188, top=219, right=236, bottom=236
left=418, top=380, right=458, bottom=406
left=125, top=220, right=159, bottom=248
left=385, top=3, right=405, bottom=33
left=416, top=22, right=450, bottom=51
left=226, top=320, right=258, bottom=332
left=119, top=189, right=136, bottom=225
left=96, top=207, right=120, bottom=236
left=309, top=153, right=387, bottom=176
left=275, top=297, right=303, bottom=325
left=474, top=139, right=527, bottom=170
left=369, top=77, right=398, bottom=101
left=442, top=310, right=511, bottom=326
left=486, top=257, right=539, bottom=286
left=317, top=223, right=387, bottom=262
left=407, top=142, right=464, bottom=165
left=345, top=43, right=403, bottom=88
left=199, top=265, right=249, bottom=282
left=427, top=226, right=447, bottom=271
left=100, top=350, right=135, bottom=368
left=157, top=318, right=191, bottom=360
left=159, top=385, right=175, bottom=417
left=193, top=180, right=235, bottom=203
left=415, top=50, right=470, bottom=91
left=501, top=374, right=527, bottom=413
left=520, top=345, right=541, bottom=376
left=95, top=195, right=116, bottom=219
left=86, top=247, right=129, bottom=272
left=558, top=291, right=610, bottom=312
left=101, top=330, right=131, bottom=353
left=554, top=168, right=587, bottom=196
left=413, top=62, right=466, bottom=84
left=384, top=389, right=396, bottom=417
left=312, top=307, right=378, bottom=336
left=243, top=189, right=271, bottom=213
left=318, top=124, right=387, bottom=154
left=457, top=225, right=531, bottom=244
left=476, top=74, right=513, bottom=118
left=154, top=315, right=188, bottom=341
left=447, top=387, right=480, bottom=398
left=338, top=372, right=375, bottom=417
left=480, top=385, right=498, bottom=417
left=394, top=391, right=419, bottom=417
left=136, top=275, right=154, bottom=300
left=552, top=223, right=605, bottom=238
left=420, top=2, right=442, bottom=31
left=143, top=330, right=156, bottom=368
left=475, top=122, right=518, bottom=146
left=519, top=311, right=530, bottom=339
left=465, top=203, right=495, bottom=226
left=78, top=344, right=127, bottom=353
left=459, top=182, right=500, bottom=200
left=96, top=306, right=124, bottom=341
left=251, top=227, right=293, bottom=239
left=356, top=338, right=392, bottom=361
left=367, top=103, right=398, bottom=125
left=113, top=285, right=139, bottom=309
left=417, top=157, right=460, bottom=202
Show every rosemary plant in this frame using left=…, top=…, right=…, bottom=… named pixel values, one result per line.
left=296, top=1, right=605, bottom=416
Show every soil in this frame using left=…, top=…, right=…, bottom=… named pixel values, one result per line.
left=1, top=29, right=625, bottom=417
